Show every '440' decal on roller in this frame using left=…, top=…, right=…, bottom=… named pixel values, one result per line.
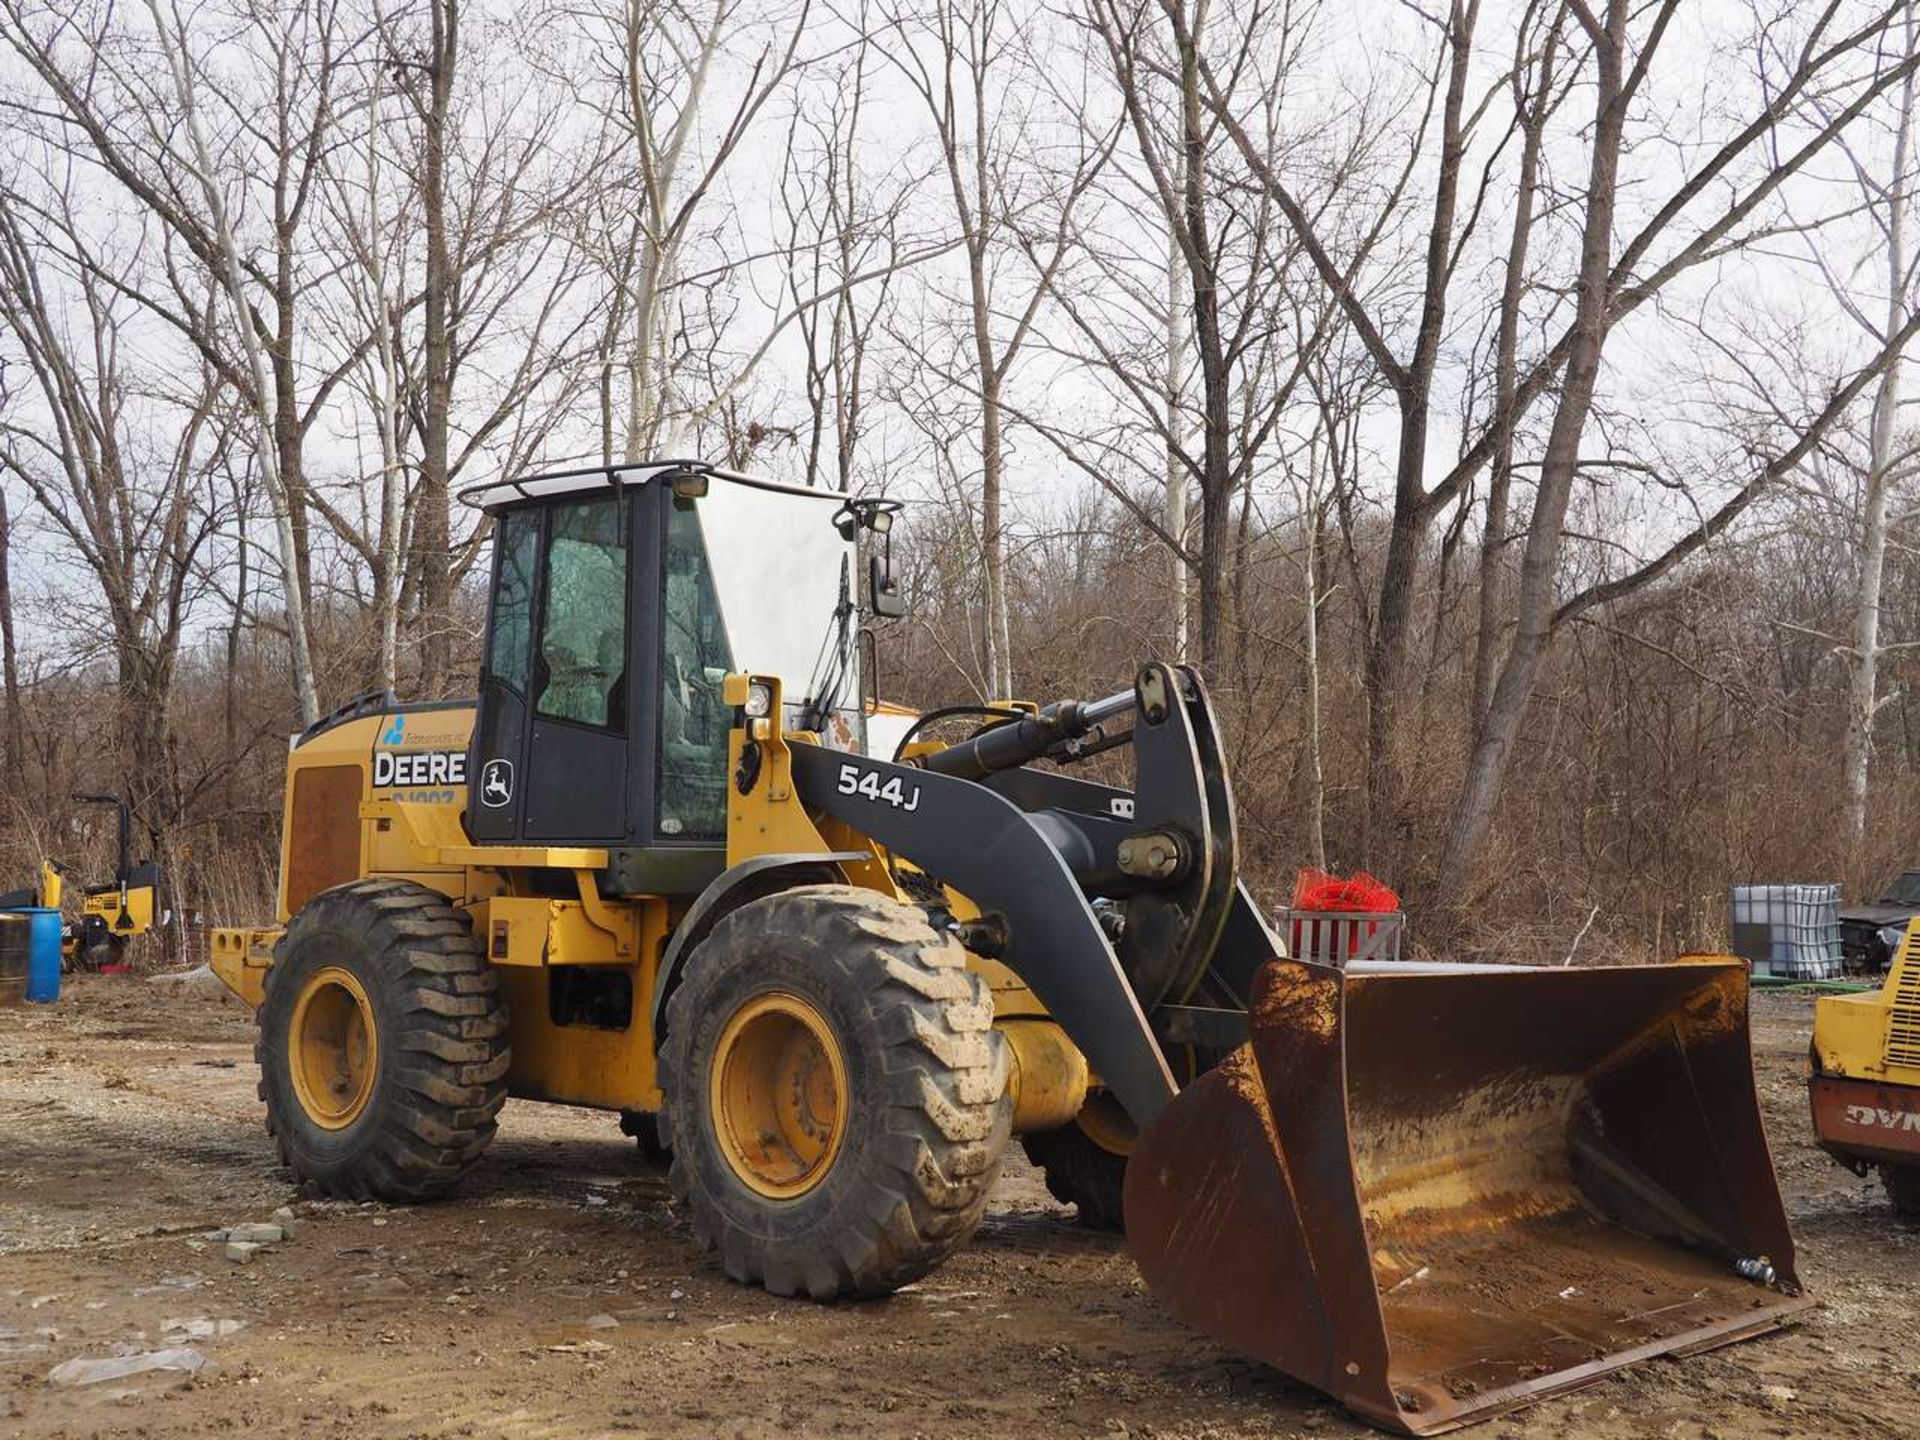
left=836, top=763, right=922, bottom=812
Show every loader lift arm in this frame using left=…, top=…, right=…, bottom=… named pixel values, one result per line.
left=788, top=661, right=1267, bottom=1130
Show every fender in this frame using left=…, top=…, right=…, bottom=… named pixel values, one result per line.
left=648, top=851, right=867, bottom=1038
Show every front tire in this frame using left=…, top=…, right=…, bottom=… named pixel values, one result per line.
left=659, top=885, right=1010, bottom=1298
left=258, top=879, right=509, bottom=1201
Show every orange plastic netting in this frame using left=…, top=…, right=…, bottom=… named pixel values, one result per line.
left=1290, top=868, right=1400, bottom=914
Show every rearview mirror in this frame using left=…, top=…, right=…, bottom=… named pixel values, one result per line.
left=869, top=552, right=906, bottom=619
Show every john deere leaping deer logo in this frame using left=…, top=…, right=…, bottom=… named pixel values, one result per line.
left=480, top=759, right=514, bottom=808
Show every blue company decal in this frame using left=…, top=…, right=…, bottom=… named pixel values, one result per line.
left=371, top=710, right=470, bottom=798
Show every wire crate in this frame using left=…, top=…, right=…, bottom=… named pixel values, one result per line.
left=1729, top=884, right=1843, bottom=980
left=1284, top=910, right=1405, bottom=967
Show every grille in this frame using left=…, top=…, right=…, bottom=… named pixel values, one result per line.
left=1888, top=957, right=1920, bottom=1068
left=284, top=763, right=365, bottom=914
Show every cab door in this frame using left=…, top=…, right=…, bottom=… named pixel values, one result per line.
left=467, top=506, right=539, bottom=842
left=524, top=496, right=630, bottom=841
left=468, top=495, right=632, bottom=844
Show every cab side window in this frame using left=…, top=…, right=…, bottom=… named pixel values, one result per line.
left=658, top=500, right=733, bottom=838
left=535, top=498, right=628, bottom=730
left=486, top=508, right=539, bottom=694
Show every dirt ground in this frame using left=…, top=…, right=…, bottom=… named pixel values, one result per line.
left=3, top=977, right=1917, bottom=1440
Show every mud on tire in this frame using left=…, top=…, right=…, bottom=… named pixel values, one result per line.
left=659, top=885, right=1011, bottom=1299
left=258, top=878, right=509, bottom=1200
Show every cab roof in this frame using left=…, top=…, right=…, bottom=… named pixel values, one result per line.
left=456, top=460, right=840, bottom=513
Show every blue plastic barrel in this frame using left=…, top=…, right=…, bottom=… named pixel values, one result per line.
left=19, top=907, right=60, bottom=1003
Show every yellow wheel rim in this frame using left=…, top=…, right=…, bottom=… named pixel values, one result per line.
left=709, top=992, right=849, bottom=1200
left=289, top=966, right=378, bottom=1130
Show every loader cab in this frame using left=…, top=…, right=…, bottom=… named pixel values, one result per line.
left=460, top=462, right=873, bottom=890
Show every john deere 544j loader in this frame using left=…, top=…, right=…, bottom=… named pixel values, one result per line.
left=210, top=461, right=1809, bottom=1434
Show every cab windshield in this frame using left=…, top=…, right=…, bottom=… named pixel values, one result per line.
left=687, top=478, right=862, bottom=737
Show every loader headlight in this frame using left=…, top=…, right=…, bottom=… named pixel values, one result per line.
left=743, top=681, right=774, bottom=719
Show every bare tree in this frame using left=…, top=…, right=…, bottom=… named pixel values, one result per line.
left=558, top=0, right=813, bottom=459
left=1809, top=1, right=1920, bottom=860
left=0, top=485, right=21, bottom=798
left=1470, top=0, right=1571, bottom=730
left=777, top=25, right=926, bottom=492
left=0, top=158, right=228, bottom=913
left=140, top=0, right=321, bottom=724
left=1439, top=1, right=1920, bottom=903
left=0, top=0, right=398, bottom=724
left=1204, top=0, right=1920, bottom=887
left=881, top=0, right=1117, bottom=696
left=1048, top=0, right=1332, bottom=679
left=325, top=33, right=411, bottom=694
left=387, top=0, right=460, bottom=694
left=300, top=1, right=598, bottom=694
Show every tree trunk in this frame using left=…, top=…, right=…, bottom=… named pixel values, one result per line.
left=415, top=0, right=457, bottom=697
left=1844, top=3, right=1917, bottom=862
left=964, top=161, right=1011, bottom=699
left=226, top=513, right=248, bottom=817
left=1472, top=18, right=1558, bottom=727
left=375, top=304, right=403, bottom=693
left=1846, top=347, right=1906, bottom=862
left=1175, top=7, right=1229, bottom=678
left=0, top=488, right=20, bottom=797
left=1304, top=493, right=1327, bottom=871
left=1362, top=494, right=1429, bottom=863
left=625, top=244, right=667, bottom=462
left=120, top=646, right=179, bottom=963
left=979, top=371, right=1011, bottom=698
left=273, top=260, right=313, bottom=613
left=1438, top=0, right=1630, bottom=904
left=1165, top=170, right=1189, bottom=660
left=1361, top=0, right=1477, bottom=868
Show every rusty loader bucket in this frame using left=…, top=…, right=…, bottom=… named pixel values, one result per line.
left=1126, top=956, right=1810, bottom=1434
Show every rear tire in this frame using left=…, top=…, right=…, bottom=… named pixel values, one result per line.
left=1884, top=1164, right=1920, bottom=1216
left=258, top=879, right=509, bottom=1201
left=659, top=885, right=1010, bottom=1298
left=1022, top=1118, right=1127, bottom=1230
left=1024, top=1008, right=1225, bottom=1234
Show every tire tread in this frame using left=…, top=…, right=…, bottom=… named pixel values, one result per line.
left=258, top=878, right=508, bottom=1202
left=660, top=884, right=1010, bottom=1299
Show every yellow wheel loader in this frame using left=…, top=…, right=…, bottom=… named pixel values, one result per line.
left=210, top=460, right=1810, bottom=1434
